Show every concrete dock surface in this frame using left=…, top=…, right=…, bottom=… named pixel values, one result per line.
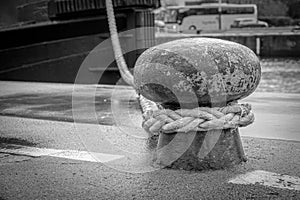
left=0, top=81, right=299, bottom=199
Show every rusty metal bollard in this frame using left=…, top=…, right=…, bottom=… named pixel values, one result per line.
left=134, top=38, right=261, bottom=170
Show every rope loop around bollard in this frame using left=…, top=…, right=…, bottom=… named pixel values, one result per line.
left=105, top=0, right=255, bottom=137
left=142, top=102, right=254, bottom=135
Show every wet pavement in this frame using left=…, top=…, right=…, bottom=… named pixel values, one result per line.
left=0, top=82, right=141, bottom=126
left=0, top=81, right=299, bottom=199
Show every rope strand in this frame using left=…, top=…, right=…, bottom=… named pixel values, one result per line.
left=143, top=103, right=254, bottom=135
left=105, top=0, right=135, bottom=86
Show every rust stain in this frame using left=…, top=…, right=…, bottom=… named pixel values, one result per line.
left=134, top=38, right=261, bottom=105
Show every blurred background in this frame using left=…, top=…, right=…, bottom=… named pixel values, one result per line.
left=1, top=0, right=299, bottom=28
left=0, top=0, right=299, bottom=93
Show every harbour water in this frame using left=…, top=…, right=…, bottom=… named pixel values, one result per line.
left=237, top=57, right=300, bottom=141
left=258, top=57, right=300, bottom=94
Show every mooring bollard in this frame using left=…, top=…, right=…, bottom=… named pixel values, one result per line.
left=134, top=38, right=261, bottom=170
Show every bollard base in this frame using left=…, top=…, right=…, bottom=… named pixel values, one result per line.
left=153, top=128, right=247, bottom=171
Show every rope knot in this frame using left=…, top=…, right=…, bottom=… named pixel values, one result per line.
left=142, top=103, right=254, bottom=135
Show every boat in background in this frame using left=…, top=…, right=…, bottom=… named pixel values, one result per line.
left=0, top=0, right=159, bottom=84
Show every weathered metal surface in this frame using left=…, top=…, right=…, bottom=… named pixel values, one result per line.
left=154, top=129, right=246, bottom=170
left=134, top=38, right=259, bottom=170
left=146, top=101, right=248, bottom=170
left=134, top=38, right=261, bottom=106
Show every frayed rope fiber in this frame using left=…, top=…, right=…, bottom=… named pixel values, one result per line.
left=142, top=102, right=254, bottom=134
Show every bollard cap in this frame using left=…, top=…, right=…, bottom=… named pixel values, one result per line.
left=134, top=38, right=261, bottom=106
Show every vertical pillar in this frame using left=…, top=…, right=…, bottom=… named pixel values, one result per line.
left=153, top=102, right=247, bottom=170
left=256, top=37, right=261, bottom=56
left=134, top=37, right=261, bottom=170
left=156, top=129, right=247, bottom=170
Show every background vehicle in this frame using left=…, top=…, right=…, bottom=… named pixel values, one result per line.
left=231, top=18, right=268, bottom=28
left=154, top=19, right=166, bottom=32
left=164, top=3, right=258, bottom=32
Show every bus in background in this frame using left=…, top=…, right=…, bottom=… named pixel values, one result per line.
left=164, top=3, right=258, bottom=32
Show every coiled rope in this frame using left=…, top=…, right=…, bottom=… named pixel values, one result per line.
left=105, top=0, right=254, bottom=134
left=143, top=103, right=254, bottom=135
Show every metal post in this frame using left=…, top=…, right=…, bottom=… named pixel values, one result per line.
left=256, top=37, right=261, bottom=56
left=218, top=0, right=222, bottom=30
left=135, top=38, right=261, bottom=171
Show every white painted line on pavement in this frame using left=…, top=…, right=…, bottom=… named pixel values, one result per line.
left=0, top=144, right=124, bottom=163
left=229, top=170, right=300, bottom=191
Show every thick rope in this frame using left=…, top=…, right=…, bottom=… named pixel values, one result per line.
left=105, top=0, right=135, bottom=86
left=105, top=0, right=160, bottom=112
left=143, top=102, right=254, bottom=135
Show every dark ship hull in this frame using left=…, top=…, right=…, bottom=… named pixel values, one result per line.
left=0, top=0, right=158, bottom=84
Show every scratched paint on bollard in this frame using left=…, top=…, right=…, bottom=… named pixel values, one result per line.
left=134, top=38, right=261, bottom=106
left=134, top=37, right=261, bottom=170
